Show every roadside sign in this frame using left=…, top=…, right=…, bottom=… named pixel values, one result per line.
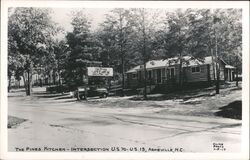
left=87, top=67, right=113, bottom=77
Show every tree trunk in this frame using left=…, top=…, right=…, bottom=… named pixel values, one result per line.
left=8, top=76, right=11, bottom=92
left=18, top=80, right=20, bottom=88
left=27, top=70, right=31, bottom=96
left=57, top=61, right=60, bottom=86
left=142, top=9, right=147, bottom=100
left=215, top=33, right=220, bottom=94
left=236, top=68, right=239, bottom=87
left=235, top=56, right=239, bottom=87
left=143, top=61, right=147, bottom=99
left=53, top=70, right=56, bottom=85
left=121, top=54, right=125, bottom=97
left=211, top=49, right=216, bottom=81
left=216, top=62, right=220, bottom=94
left=22, top=75, right=27, bottom=94
left=178, top=55, right=183, bottom=89
left=119, top=11, right=125, bottom=97
left=83, top=68, right=88, bottom=101
left=107, top=49, right=111, bottom=91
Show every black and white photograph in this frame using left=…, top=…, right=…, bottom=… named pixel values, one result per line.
left=0, top=1, right=249, bottom=160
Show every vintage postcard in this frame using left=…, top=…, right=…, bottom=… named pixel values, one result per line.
left=0, top=0, right=249, bottom=160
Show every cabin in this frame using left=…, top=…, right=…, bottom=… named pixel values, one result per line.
left=126, top=56, right=235, bottom=90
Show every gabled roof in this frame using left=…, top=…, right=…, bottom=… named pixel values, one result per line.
left=126, top=65, right=140, bottom=73
left=205, top=56, right=235, bottom=69
left=182, top=56, right=203, bottom=67
left=204, top=56, right=227, bottom=65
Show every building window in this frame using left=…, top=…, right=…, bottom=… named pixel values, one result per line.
left=162, top=68, right=166, bottom=82
left=162, top=68, right=166, bottom=77
left=167, top=67, right=175, bottom=79
left=191, top=66, right=200, bottom=73
left=148, top=70, right=152, bottom=79
left=170, top=68, right=175, bottom=77
left=138, top=71, right=142, bottom=81
left=132, top=73, right=137, bottom=79
left=156, top=69, right=162, bottom=83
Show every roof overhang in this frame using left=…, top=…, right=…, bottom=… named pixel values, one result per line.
left=225, top=65, right=235, bottom=69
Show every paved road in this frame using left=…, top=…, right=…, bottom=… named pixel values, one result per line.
left=8, top=88, right=241, bottom=152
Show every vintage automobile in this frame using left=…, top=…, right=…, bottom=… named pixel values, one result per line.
left=74, top=85, right=109, bottom=100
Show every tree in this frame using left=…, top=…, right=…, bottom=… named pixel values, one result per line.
left=64, top=10, right=99, bottom=86
left=129, top=8, right=161, bottom=99
left=161, top=8, right=241, bottom=90
left=97, top=24, right=117, bottom=68
left=206, top=9, right=242, bottom=93
left=212, top=9, right=242, bottom=87
left=184, top=9, right=242, bottom=93
left=99, top=8, right=134, bottom=96
left=53, top=39, right=69, bottom=85
left=158, top=9, right=190, bottom=88
left=8, top=7, right=59, bottom=95
left=8, top=53, right=24, bottom=91
left=180, top=9, right=217, bottom=90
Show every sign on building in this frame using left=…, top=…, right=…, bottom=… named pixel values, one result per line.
left=87, top=67, right=113, bottom=77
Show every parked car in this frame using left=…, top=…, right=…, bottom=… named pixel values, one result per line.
left=74, top=85, right=109, bottom=100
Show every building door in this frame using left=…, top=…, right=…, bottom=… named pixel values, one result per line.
left=138, top=71, right=142, bottom=82
left=232, top=71, right=235, bottom=81
left=157, top=69, right=161, bottom=83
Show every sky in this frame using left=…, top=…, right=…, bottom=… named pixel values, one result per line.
left=51, top=8, right=111, bottom=39
left=51, top=8, right=171, bottom=40
left=9, top=7, right=167, bottom=40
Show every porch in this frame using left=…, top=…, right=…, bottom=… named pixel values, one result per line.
left=225, top=65, right=235, bottom=82
left=126, top=66, right=177, bottom=89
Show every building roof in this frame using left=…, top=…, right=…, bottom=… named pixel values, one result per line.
left=126, top=56, right=234, bottom=73
left=225, top=65, right=235, bottom=69
left=204, top=56, right=227, bottom=65
left=126, top=65, right=141, bottom=73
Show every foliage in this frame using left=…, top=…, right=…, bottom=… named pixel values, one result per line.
left=63, top=10, right=99, bottom=86
left=8, top=7, right=59, bottom=94
left=8, top=8, right=242, bottom=95
left=97, top=8, right=137, bottom=95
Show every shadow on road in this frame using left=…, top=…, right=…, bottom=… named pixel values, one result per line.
left=8, top=116, right=27, bottom=128
left=215, top=101, right=242, bottom=120
left=129, top=86, right=241, bottom=102
left=54, top=96, right=73, bottom=100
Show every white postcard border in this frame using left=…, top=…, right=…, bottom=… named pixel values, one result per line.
left=1, top=1, right=249, bottom=160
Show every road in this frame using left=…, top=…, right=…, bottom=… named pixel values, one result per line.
left=8, top=87, right=241, bottom=152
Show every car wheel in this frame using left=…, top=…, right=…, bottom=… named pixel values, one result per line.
left=80, top=95, right=85, bottom=100
left=101, top=93, right=107, bottom=98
